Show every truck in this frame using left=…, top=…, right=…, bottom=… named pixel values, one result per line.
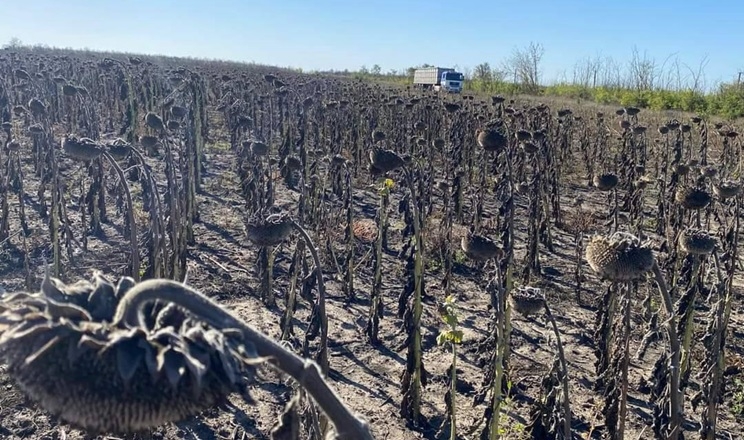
left=412, top=67, right=465, bottom=93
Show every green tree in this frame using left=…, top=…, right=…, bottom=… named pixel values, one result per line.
left=474, top=62, right=493, bottom=82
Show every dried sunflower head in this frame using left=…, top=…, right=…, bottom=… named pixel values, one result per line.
left=672, top=163, right=690, bottom=176
left=28, top=123, right=44, bottom=135
left=700, top=166, right=717, bottom=178
left=28, top=98, right=47, bottom=116
left=509, top=286, right=545, bottom=317
left=713, top=180, right=741, bottom=200
left=244, top=211, right=294, bottom=247
left=593, top=173, right=619, bottom=191
left=678, top=229, right=716, bottom=256
left=62, top=135, right=103, bottom=161
left=521, top=141, right=539, bottom=154
left=331, top=154, right=348, bottom=167
left=170, top=105, right=188, bottom=120
left=284, top=155, right=302, bottom=171
left=675, top=186, right=712, bottom=210
left=461, top=233, right=503, bottom=262
left=371, top=130, right=386, bottom=142
left=140, top=135, right=159, bottom=149
left=476, top=127, right=507, bottom=152
left=369, top=147, right=405, bottom=173
left=585, top=232, right=655, bottom=282
left=144, top=112, right=165, bottom=132
left=250, top=141, right=269, bottom=156
left=62, top=84, right=78, bottom=96
left=105, top=138, right=131, bottom=161
left=0, top=271, right=260, bottom=435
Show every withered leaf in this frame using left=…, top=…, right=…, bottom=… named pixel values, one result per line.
left=177, top=345, right=209, bottom=389
left=270, top=394, right=301, bottom=440
left=45, top=298, right=92, bottom=321
left=160, top=348, right=186, bottom=389
left=139, top=338, right=160, bottom=380
left=116, top=339, right=145, bottom=383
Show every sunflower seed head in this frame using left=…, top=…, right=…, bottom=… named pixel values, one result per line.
left=509, top=286, right=546, bottom=317
left=675, top=186, right=712, bottom=210
left=244, top=211, right=294, bottom=247
left=586, top=232, right=655, bottom=282
left=0, top=272, right=262, bottom=434
left=461, top=233, right=503, bottom=261
left=713, top=180, right=741, bottom=200
left=593, top=173, right=619, bottom=191
left=678, top=229, right=716, bottom=256
left=145, top=112, right=165, bottom=131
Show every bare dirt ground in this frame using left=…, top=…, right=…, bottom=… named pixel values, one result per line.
left=1, top=96, right=744, bottom=440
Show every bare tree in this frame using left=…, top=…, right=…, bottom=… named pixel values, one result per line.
left=573, top=57, right=591, bottom=87
left=628, top=46, right=657, bottom=90
left=506, top=41, right=544, bottom=93
left=491, top=66, right=506, bottom=83
left=573, top=55, right=604, bottom=88
left=598, top=56, right=624, bottom=88
left=656, top=52, right=681, bottom=90
left=461, top=66, right=472, bottom=81
left=683, top=55, right=709, bottom=92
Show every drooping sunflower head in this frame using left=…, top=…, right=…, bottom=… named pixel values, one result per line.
left=0, top=271, right=260, bottom=435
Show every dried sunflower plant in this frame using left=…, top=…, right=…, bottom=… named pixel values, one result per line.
left=512, top=286, right=571, bottom=440
left=0, top=267, right=373, bottom=440
left=586, top=231, right=682, bottom=440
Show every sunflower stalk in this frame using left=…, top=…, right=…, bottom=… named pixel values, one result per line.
left=700, top=249, right=733, bottom=439
left=486, top=142, right=515, bottom=440
left=111, top=279, right=372, bottom=440
left=342, top=166, right=354, bottom=301
left=436, top=295, right=463, bottom=440
left=366, top=178, right=391, bottom=344
left=293, top=220, right=329, bottom=377
left=544, top=301, right=572, bottom=439
left=678, top=255, right=703, bottom=383
left=402, top=164, right=426, bottom=424
left=281, top=240, right=305, bottom=341
left=101, top=151, right=140, bottom=281
left=651, top=261, right=682, bottom=440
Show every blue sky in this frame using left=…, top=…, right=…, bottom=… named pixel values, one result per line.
left=2, top=0, right=743, bottom=89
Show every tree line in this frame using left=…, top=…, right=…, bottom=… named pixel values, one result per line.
left=350, top=42, right=744, bottom=119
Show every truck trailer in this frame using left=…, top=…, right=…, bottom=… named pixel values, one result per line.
left=413, top=67, right=464, bottom=93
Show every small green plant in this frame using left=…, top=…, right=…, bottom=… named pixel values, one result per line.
left=498, top=380, right=527, bottom=438
left=437, top=295, right=463, bottom=440
left=731, top=377, right=744, bottom=416
left=427, top=258, right=443, bottom=272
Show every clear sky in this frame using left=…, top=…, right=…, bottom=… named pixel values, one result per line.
left=2, top=0, right=743, bottom=89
